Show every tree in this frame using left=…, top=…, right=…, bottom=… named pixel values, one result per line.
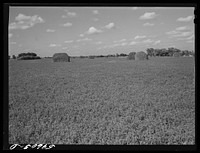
left=146, top=48, right=154, bottom=56
left=12, top=55, right=16, bottom=59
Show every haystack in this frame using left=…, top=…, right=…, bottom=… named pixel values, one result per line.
left=135, top=51, right=148, bottom=60
left=173, top=52, right=181, bottom=57
left=53, top=53, right=70, bottom=62
left=89, top=55, right=95, bottom=59
left=127, top=52, right=136, bottom=60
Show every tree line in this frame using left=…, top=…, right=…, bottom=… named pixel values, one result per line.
left=9, top=47, right=194, bottom=60
left=146, top=47, right=194, bottom=57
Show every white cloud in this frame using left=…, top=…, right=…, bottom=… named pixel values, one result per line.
left=175, top=26, right=190, bottom=31
left=93, top=18, right=99, bottom=21
left=153, top=40, right=161, bottom=45
left=9, top=33, right=13, bottom=38
left=68, top=12, right=77, bottom=17
left=114, top=39, right=126, bottom=43
left=79, top=34, right=84, bottom=37
left=93, top=10, right=99, bottom=14
left=49, top=44, right=61, bottom=47
left=143, top=39, right=154, bottom=43
left=120, top=42, right=128, bottom=46
left=104, top=23, right=115, bottom=29
left=64, top=40, right=73, bottom=43
left=62, top=12, right=77, bottom=18
left=134, top=35, right=146, bottom=39
left=15, top=13, right=32, bottom=21
left=94, top=41, right=102, bottom=44
left=166, top=30, right=180, bottom=35
left=86, top=27, right=102, bottom=35
left=129, top=41, right=138, bottom=45
left=186, top=34, right=194, bottom=40
left=131, top=7, right=138, bottom=10
left=173, top=31, right=193, bottom=37
left=139, top=12, right=158, bottom=20
left=76, top=37, right=92, bottom=42
left=9, top=13, right=44, bottom=30
left=62, top=47, right=68, bottom=50
left=61, top=22, right=72, bottom=27
left=143, top=22, right=154, bottom=26
left=46, top=29, right=55, bottom=32
left=187, top=40, right=194, bottom=43
left=177, top=16, right=194, bottom=22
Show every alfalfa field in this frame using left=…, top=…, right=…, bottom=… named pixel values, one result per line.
left=9, top=57, right=195, bottom=145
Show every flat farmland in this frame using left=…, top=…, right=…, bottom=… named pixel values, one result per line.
left=9, top=57, right=195, bottom=145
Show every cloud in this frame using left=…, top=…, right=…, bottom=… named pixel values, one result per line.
left=131, top=7, right=138, bottom=10
left=93, top=18, right=99, bottom=21
left=94, top=41, right=102, bottom=44
left=86, top=27, right=102, bottom=35
left=186, top=34, right=194, bottom=40
left=134, top=35, right=146, bottom=39
left=104, top=23, right=115, bottom=29
left=113, top=39, right=126, bottom=43
left=93, top=10, right=99, bottom=14
left=64, top=40, right=74, bottom=43
left=9, top=13, right=44, bottom=30
left=187, top=40, right=194, bottom=43
left=62, top=11, right=77, bottom=18
left=46, top=29, right=55, bottom=32
left=139, top=12, right=158, bottom=20
left=175, top=26, right=190, bottom=31
left=9, top=33, right=13, bottom=38
left=153, top=40, right=161, bottom=45
left=79, top=34, right=84, bottom=37
left=166, top=27, right=193, bottom=39
left=76, top=37, right=92, bottom=42
left=166, top=30, right=180, bottom=35
left=172, top=31, right=193, bottom=37
left=129, top=41, right=138, bottom=45
left=177, top=16, right=193, bottom=22
left=62, top=47, right=68, bottom=50
left=143, top=39, right=154, bottom=43
left=61, top=22, right=72, bottom=27
left=143, top=22, right=154, bottom=26
left=49, top=44, right=61, bottom=47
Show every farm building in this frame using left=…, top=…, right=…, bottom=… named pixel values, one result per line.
left=53, top=53, right=70, bottom=62
left=135, top=51, right=148, bottom=60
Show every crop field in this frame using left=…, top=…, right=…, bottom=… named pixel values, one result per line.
left=9, top=57, right=195, bottom=145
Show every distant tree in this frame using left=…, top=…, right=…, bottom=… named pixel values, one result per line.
left=18, top=52, right=37, bottom=58
left=146, top=48, right=154, bottom=56
left=12, top=55, right=16, bottom=59
left=119, top=53, right=127, bottom=56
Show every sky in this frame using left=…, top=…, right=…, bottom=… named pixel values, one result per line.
left=8, top=6, right=195, bottom=57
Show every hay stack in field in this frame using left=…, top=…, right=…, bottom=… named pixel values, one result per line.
left=89, top=55, right=95, bottom=59
left=173, top=52, right=181, bottom=57
left=135, top=51, right=148, bottom=60
left=127, top=52, right=136, bottom=60
left=53, top=53, right=70, bottom=62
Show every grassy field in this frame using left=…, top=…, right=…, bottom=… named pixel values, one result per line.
left=9, top=56, right=195, bottom=145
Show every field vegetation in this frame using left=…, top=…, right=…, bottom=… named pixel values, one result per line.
left=9, top=56, right=195, bottom=144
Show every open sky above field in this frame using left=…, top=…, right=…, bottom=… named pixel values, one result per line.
left=8, top=6, right=195, bottom=57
